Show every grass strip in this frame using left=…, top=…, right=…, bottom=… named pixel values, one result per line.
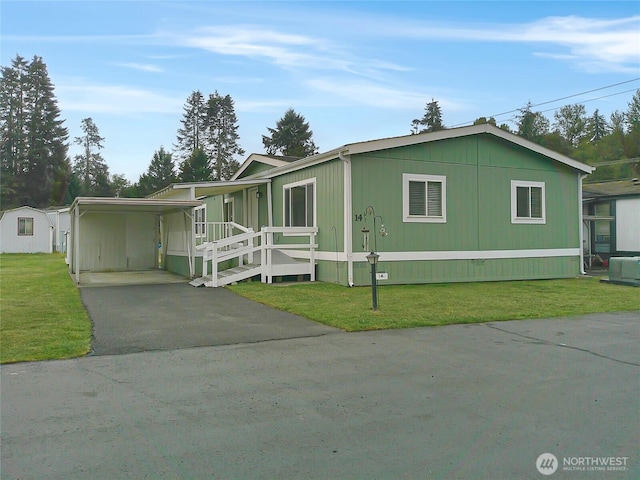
left=1, top=254, right=91, bottom=363
left=229, top=278, right=640, bottom=331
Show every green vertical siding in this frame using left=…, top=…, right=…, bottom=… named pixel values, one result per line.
left=271, top=159, right=345, bottom=251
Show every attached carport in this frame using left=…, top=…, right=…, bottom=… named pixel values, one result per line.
left=68, top=197, right=203, bottom=284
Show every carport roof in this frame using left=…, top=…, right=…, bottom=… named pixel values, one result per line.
left=70, top=197, right=203, bottom=214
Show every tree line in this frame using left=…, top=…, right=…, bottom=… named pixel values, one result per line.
left=1, top=54, right=638, bottom=209
left=0, top=55, right=318, bottom=207
left=412, top=96, right=640, bottom=181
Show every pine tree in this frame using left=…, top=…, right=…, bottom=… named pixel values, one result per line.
left=262, top=108, right=318, bottom=157
left=411, top=99, right=444, bottom=134
left=586, top=109, right=610, bottom=143
left=206, top=91, right=244, bottom=180
left=137, top=147, right=176, bottom=196
left=73, top=117, right=110, bottom=196
left=0, top=55, right=69, bottom=208
left=175, top=91, right=206, bottom=163
left=179, top=148, right=212, bottom=182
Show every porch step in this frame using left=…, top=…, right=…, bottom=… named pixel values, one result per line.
left=189, top=276, right=211, bottom=287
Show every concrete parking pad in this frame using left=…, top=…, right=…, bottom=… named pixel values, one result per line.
left=80, top=283, right=339, bottom=355
left=1, top=311, right=638, bottom=479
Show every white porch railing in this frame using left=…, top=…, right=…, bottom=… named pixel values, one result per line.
left=261, top=227, right=318, bottom=284
left=195, top=221, right=251, bottom=246
left=196, top=226, right=318, bottom=287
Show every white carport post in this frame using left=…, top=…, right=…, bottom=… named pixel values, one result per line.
left=74, top=204, right=80, bottom=284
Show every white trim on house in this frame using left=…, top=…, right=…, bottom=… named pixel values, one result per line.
left=231, top=154, right=295, bottom=181
left=511, top=180, right=546, bottom=224
left=282, top=177, right=317, bottom=228
left=402, top=173, right=447, bottom=223
left=288, top=248, right=581, bottom=262
left=247, top=124, right=594, bottom=181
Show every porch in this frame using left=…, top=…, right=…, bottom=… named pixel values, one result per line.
left=191, top=222, right=318, bottom=288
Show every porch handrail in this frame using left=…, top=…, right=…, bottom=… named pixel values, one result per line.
left=196, top=221, right=253, bottom=246
left=199, top=225, right=318, bottom=287
left=261, top=226, right=318, bottom=284
left=199, top=229, right=262, bottom=287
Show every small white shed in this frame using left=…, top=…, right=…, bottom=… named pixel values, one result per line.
left=0, top=206, right=54, bottom=253
left=67, top=197, right=203, bottom=284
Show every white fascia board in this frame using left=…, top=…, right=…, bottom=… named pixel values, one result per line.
left=231, top=154, right=292, bottom=180
left=252, top=124, right=593, bottom=179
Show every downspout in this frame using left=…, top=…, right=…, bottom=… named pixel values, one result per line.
left=339, top=150, right=354, bottom=286
left=579, top=173, right=587, bottom=275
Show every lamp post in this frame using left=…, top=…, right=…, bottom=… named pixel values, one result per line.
left=366, top=251, right=380, bottom=311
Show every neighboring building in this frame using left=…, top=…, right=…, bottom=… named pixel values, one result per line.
left=582, top=178, right=640, bottom=263
left=0, top=206, right=54, bottom=253
left=151, top=124, right=594, bottom=287
left=46, top=207, right=71, bottom=253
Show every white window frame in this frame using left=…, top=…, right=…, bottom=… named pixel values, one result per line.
left=283, top=178, right=316, bottom=228
left=224, top=197, right=234, bottom=223
left=18, top=217, right=34, bottom=236
left=402, top=173, right=447, bottom=223
left=194, top=205, right=206, bottom=238
left=511, top=180, right=546, bottom=224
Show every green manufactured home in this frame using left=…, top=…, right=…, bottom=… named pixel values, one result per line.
left=151, top=124, right=594, bottom=287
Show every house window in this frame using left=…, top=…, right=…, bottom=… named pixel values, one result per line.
left=402, top=173, right=446, bottom=223
left=283, top=179, right=315, bottom=227
left=511, top=180, right=545, bottom=224
left=18, top=217, right=34, bottom=236
left=194, top=205, right=206, bottom=238
left=224, top=198, right=234, bottom=223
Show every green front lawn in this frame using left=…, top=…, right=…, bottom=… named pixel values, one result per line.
left=0, top=254, right=91, bottom=364
left=229, top=278, right=640, bottom=331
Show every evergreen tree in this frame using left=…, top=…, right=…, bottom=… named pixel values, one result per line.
left=137, top=147, right=176, bottom=196
left=179, top=147, right=212, bottom=182
left=586, top=109, right=610, bottom=142
left=73, top=117, right=110, bottom=196
left=205, top=91, right=244, bottom=180
left=262, top=108, right=318, bottom=157
left=623, top=89, right=640, bottom=158
left=411, top=99, right=444, bottom=134
left=175, top=90, right=206, bottom=163
left=0, top=55, right=69, bottom=208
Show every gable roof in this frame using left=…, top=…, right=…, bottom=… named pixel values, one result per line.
left=0, top=206, right=53, bottom=226
left=231, top=153, right=301, bottom=180
left=244, top=124, right=594, bottom=179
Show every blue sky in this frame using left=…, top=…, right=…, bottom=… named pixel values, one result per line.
left=2, top=1, right=639, bottom=181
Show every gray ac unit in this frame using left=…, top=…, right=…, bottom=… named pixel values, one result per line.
left=608, top=257, right=640, bottom=287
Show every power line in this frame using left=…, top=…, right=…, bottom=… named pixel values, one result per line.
left=451, top=77, right=640, bottom=127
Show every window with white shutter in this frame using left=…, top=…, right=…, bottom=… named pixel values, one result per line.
left=403, top=174, right=446, bottom=223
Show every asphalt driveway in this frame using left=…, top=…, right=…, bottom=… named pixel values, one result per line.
left=80, top=283, right=338, bottom=355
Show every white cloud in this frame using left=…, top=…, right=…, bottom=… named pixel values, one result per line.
left=56, top=84, right=183, bottom=115
left=115, top=62, right=164, bottom=73
left=385, top=15, right=640, bottom=73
